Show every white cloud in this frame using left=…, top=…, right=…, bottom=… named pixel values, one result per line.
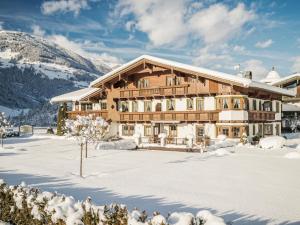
left=192, top=45, right=233, bottom=70
left=41, top=0, right=89, bottom=16
left=189, top=3, right=255, bottom=44
left=242, top=59, right=268, bottom=80
left=292, top=56, right=300, bottom=72
left=116, top=0, right=187, bottom=46
left=31, top=25, right=46, bottom=37
left=233, top=45, right=245, bottom=53
left=255, top=39, right=274, bottom=48
left=48, top=35, right=122, bottom=67
left=115, top=1, right=255, bottom=46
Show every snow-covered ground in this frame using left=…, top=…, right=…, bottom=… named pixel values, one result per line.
left=0, top=135, right=300, bottom=224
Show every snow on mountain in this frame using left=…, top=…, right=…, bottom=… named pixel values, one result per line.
left=0, top=30, right=112, bottom=87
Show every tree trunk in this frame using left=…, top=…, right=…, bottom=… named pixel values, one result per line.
left=85, top=141, right=87, bottom=158
left=80, top=143, right=83, bottom=177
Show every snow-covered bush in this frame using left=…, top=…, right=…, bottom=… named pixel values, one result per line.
left=259, top=136, right=286, bottom=149
left=0, top=179, right=225, bottom=225
left=95, top=139, right=137, bottom=150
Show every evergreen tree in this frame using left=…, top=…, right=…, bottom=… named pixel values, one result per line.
left=56, top=103, right=67, bottom=136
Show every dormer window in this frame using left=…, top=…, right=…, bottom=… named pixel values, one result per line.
left=166, top=76, right=181, bottom=86
left=137, top=79, right=149, bottom=88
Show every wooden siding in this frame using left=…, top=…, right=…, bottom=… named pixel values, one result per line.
left=67, top=110, right=108, bottom=120
left=119, top=111, right=219, bottom=122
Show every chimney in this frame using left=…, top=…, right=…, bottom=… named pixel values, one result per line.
left=244, top=71, right=252, bottom=80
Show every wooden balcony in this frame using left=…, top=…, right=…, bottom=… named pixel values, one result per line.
left=66, top=110, right=108, bottom=120
left=248, top=111, right=276, bottom=121
left=119, top=84, right=204, bottom=99
left=119, top=111, right=219, bottom=122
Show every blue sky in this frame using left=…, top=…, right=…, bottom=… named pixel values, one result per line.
left=0, top=0, right=299, bottom=80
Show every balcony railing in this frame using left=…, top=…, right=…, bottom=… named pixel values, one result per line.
left=248, top=111, right=276, bottom=121
left=66, top=110, right=108, bottom=120
left=119, top=111, right=219, bottom=122
left=119, top=84, right=206, bottom=98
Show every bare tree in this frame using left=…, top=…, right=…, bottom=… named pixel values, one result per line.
left=64, top=115, right=109, bottom=177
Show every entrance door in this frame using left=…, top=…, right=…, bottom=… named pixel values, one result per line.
left=196, top=126, right=204, bottom=144
left=153, top=124, right=160, bottom=143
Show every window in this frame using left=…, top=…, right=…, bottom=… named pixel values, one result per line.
left=155, top=102, right=162, bottom=112
left=276, top=102, right=280, bottom=112
left=196, top=126, right=204, bottom=137
left=166, top=99, right=175, bottom=111
left=186, top=98, right=193, bottom=110
left=276, top=124, right=280, bottom=135
left=122, top=125, right=134, bottom=136
left=258, top=124, right=263, bottom=135
left=233, top=98, right=241, bottom=109
left=144, top=126, right=152, bottom=136
left=222, top=99, right=229, bottom=109
left=166, top=77, right=173, bottom=86
left=132, top=101, right=138, bottom=112
left=263, top=101, right=272, bottom=111
left=144, top=101, right=152, bottom=112
left=166, top=76, right=181, bottom=86
left=264, top=124, right=273, bottom=135
left=169, top=125, right=177, bottom=137
left=253, top=99, right=257, bottom=110
left=252, top=124, right=256, bottom=136
left=259, top=100, right=262, bottom=111
left=100, top=101, right=107, bottom=110
left=232, top=127, right=240, bottom=137
left=137, top=79, right=149, bottom=88
left=121, top=101, right=129, bottom=112
left=222, top=128, right=229, bottom=136
left=81, top=103, right=92, bottom=111
left=196, top=98, right=204, bottom=110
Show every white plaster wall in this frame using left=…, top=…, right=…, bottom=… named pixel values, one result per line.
left=204, top=97, right=216, bottom=110
left=175, top=98, right=186, bottom=111
left=135, top=123, right=144, bottom=136
left=152, top=99, right=163, bottom=112
left=161, top=99, right=167, bottom=111
left=219, top=110, right=248, bottom=121
left=204, top=123, right=216, bottom=138
left=137, top=100, right=143, bottom=112
left=177, top=123, right=194, bottom=138
left=109, top=122, right=119, bottom=136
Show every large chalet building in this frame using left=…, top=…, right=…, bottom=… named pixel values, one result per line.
left=51, top=55, right=294, bottom=144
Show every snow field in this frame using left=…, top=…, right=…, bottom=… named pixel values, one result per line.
left=0, top=135, right=300, bottom=224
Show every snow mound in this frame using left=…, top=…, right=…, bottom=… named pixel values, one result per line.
left=168, top=212, right=194, bottom=225
left=0, top=221, right=12, bottom=225
left=95, top=139, right=137, bottom=150
left=295, top=144, right=300, bottom=150
left=217, top=135, right=227, bottom=141
left=197, top=210, right=226, bottom=225
left=284, top=152, right=300, bottom=159
left=151, top=215, right=167, bottom=225
left=259, top=136, right=286, bottom=149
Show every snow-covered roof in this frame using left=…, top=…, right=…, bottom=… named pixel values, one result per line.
left=261, top=67, right=281, bottom=84
left=50, top=88, right=101, bottom=103
left=282, top=103, right=300, bottom=112
left=270, top=73, right=300, bottom=86
left=90, top=55, right=294, bottom=97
